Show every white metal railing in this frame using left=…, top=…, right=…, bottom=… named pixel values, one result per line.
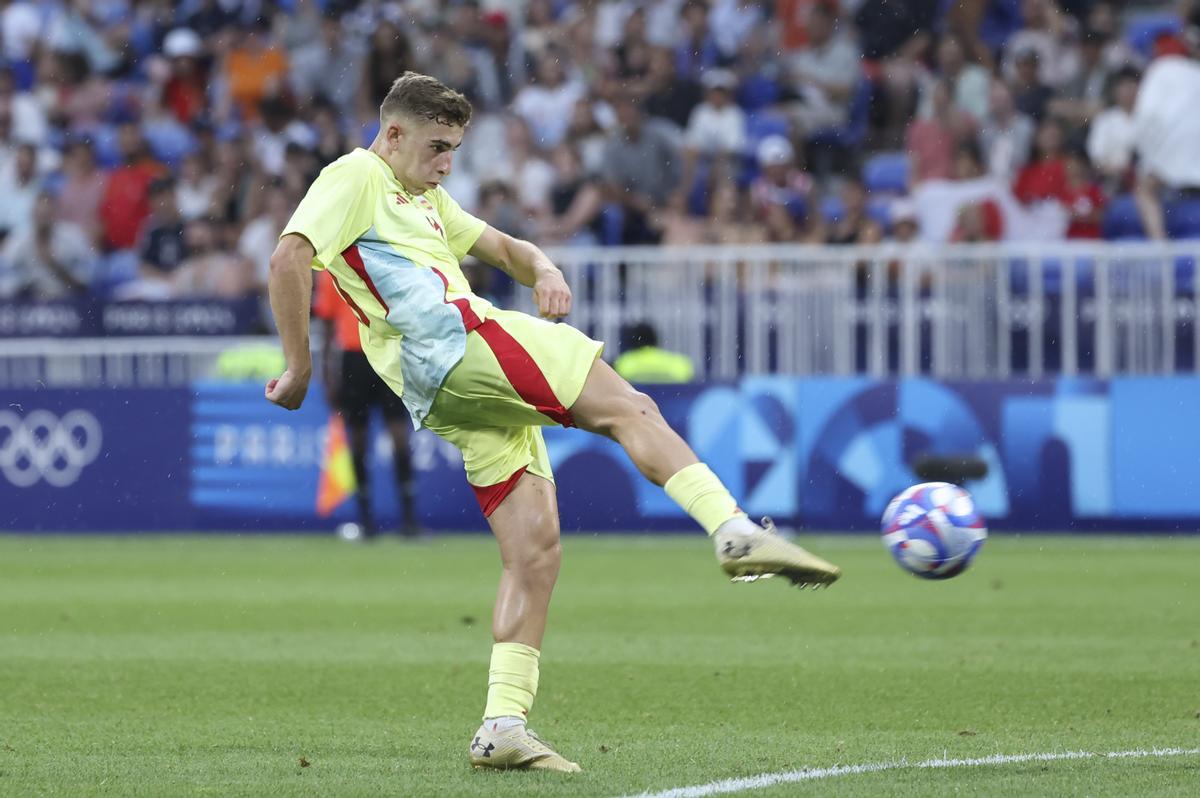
left=2, top=242, right=1199, bottom=386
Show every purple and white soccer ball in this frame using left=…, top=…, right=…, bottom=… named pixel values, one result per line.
left=881, top=482, right=988, bottom=579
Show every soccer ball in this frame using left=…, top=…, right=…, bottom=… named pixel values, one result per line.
left=881, top=482, right=987, bottom=579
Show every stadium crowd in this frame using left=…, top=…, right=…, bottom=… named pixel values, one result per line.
left=1, top=0, right=1200, bottom=310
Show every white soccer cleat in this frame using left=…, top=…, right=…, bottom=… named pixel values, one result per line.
left=469, top=722, right=581, bottom=773
left=714, top=517, right=841, bottom=588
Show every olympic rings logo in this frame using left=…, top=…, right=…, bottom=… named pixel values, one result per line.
left=0, top=410, right=103, bottom=488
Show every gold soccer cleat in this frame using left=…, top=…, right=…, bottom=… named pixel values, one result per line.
left=469, top=723, right=582, bottom=773
left=714, top=518, right=842, bottom=588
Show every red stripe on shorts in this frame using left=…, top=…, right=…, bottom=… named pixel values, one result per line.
left=473, top=320, right=574, bottom=427
left=428, top=269, right=571, bottom=426
left=342, top=245, right=390, bottom=314
left=472, top=466, right=527, bottom=517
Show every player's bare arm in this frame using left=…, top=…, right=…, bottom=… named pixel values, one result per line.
left=265, top=232, right=316, bottom=410
left=469, top=226, right=572, bottom=319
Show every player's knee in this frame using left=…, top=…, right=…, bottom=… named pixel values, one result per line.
left=510, top=539, right=562, bottom=584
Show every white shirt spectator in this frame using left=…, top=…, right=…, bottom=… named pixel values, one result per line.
left=684, top=101, right=746, bottom=155
left=1086, top=107, right=1136, bottom=175
left=1134, top=56, right=1200, bottom=188
left=0, top=222, right=93, bottom=300
left=512, top=80, right=585, bottom=149
left=709, top=0, right=764, bottom=59
left=1, top=1, right=42, bottom=62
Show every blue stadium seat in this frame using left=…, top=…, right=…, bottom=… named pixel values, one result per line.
left=866, top=197, right=891, bottom=229
left=1126, top=12, right=1182, bottom=58
left=1165, top=199, right=1200, bottom=239
left=862, top=152, right=909, bottom=194
left=821, top=194, right=843, bottom=222
left=1102, top=194, right=1145, bottom=239
left=744, top=110, right=790, bottom=150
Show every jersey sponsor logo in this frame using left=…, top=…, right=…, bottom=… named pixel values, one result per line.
left=0, top=409, right=102, bottom=487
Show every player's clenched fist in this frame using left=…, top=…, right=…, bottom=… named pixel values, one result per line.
left=265, top=368, right=311, bottom=410
left=533, top=268, right=572, bottom=319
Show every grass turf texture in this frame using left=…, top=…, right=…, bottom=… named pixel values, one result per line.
left=0, top=534, right=1197, bottom=797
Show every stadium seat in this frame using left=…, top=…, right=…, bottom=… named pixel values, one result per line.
left=1126, top=12, right=1182, bottom=58
left=1165, top=199, right=1200, bottom=239
left=821, top=194, right=843, bottom=222
left=1102, top=195, right=1145, bottom=239
left=744, top=110, right=790, bottom=150
left=862, top=152, right=909, bottom=195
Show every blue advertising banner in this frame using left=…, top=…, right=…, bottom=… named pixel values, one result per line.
left=0, top=298, right=261, bottom=337
left=2, top=377, right=1199, bottom=532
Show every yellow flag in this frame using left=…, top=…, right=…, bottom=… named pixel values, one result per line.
left=316, top=415, right=357, bottom=516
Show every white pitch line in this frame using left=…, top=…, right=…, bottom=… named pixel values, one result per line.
left=622, top=747, right=1200, bottom=798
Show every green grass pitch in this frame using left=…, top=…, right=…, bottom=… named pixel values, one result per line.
left=1, top=533, right=1197, bottom=797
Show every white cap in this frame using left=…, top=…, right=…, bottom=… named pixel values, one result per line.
left=756, top=135, right=794, bottom=166
left=163, top=28, right=202, bottom=59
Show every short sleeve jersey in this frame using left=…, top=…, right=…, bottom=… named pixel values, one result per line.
left=282, top=147, right=488, bottom=424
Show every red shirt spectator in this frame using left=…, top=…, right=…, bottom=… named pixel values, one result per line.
left=99, top=125, right=166, bottom=250
left=1063, top=152, right=1106, bottom=239
left=1013, top=118, right=1068, bottom=204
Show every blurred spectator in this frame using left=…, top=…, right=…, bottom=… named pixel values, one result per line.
left=148, top=28, right=209, bottom=125
left=1014, top=118, right=1069, bottom=205
left=512, top=53, right=586, bottom=150
left=614, top=321, right=695, bottom=384
left=175, top=151, right=219, bottom=221
left=287, top=6, right=365, bottom=118
left=855, top=0, right=937, bottom=145
left=907, top=78, right=978, bottom=184
left=680, top=69, right=747, bottom=195
left=749, top=135, right=812, bottom=226
left=98, top=122, right=164, bottom=250
left=675, top=0, right=722, bottom=80
left=139, top=177, right=187, bottom=285
left=1062, top=150, right=1105, bottom=239
left=1133, top=53, right=1200, bottom=240
left=926, top=36, right=991, bottom=124
left=55, top=139, right=105, bottom=244
left=36, top=49, right=110, bottom=130
left=170, top=217, right=252, bottom=298
left=1086, top=67, right=1138, bottom=187
left=664, top=180, right=766, bottom=245
left=1010, top=48, right=1054, bottom=121
left=979, top=79, right=1035, bottom=181
left=600, top=95, right=680, bottom=244
left=238, top=178, right=293, bottom=295
left=0, top=67, right=47, bottom=142
left=951, top=199, right=1004, bottom=242
left=889, top=198, right=920, bottom=243
left=221, top=18, right=289, bottom=122
left=710, top=0, right=766, bottom=61
left=0, top=142, right=41, bottom=239
left=563, top=98, right=608, bottom=175
left=643, top=46, right=703, bottom=128
left=539, top=144, right=603, bottom=245
left=1001, top=0, right=1080, bottom=89
left=251, top=96, right=316, bottom=177
left=782, top=1, right=862, bottom=135
left=360, top=21, right=416, bottom=114
left=826, top=179, right=881, bottom=245
left=0, top=190, right=92, bottom=300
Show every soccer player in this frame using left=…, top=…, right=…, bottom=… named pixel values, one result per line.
left=313, top=270, right=418, bottom=539
left=266, top=72, right=840, bottom=773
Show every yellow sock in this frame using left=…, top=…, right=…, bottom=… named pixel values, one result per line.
left=664, top=462, right=746, bottom=536
left=483, top=642, right=540, bottom=720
